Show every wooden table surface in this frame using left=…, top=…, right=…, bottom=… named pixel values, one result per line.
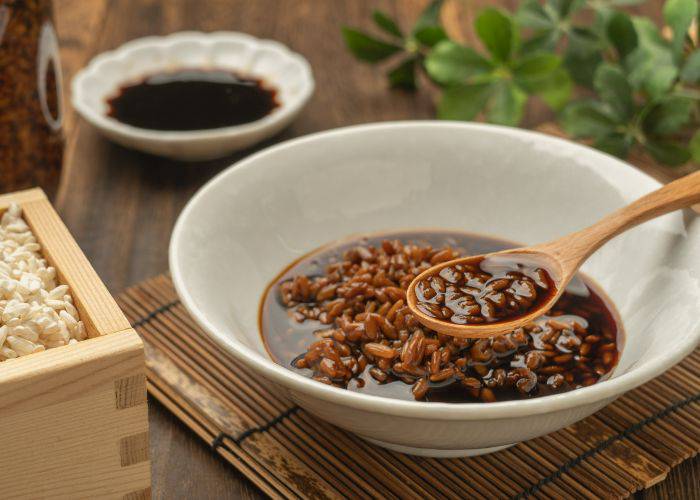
left=53, top=0, right=697, bottom=498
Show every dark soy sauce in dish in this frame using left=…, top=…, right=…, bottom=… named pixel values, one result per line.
left=259, top=230, right=623, bottom=403
left=106, top=68, right=279, bottom=131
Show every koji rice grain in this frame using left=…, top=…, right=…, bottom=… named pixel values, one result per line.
left=0, top=204, right=86, bottom=361
left=260, top=230, right=623, bottom=403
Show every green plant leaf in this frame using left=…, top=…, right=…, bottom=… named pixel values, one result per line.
left=561, top=100, right=618, bottom=138
left=372, top=10, right=403, bottom=39
left=536, top=67, right=573, bottom=110
left=625, top=20, right=678, bottom=98
left=633, top=17, right=667, bottom=46
left=487, top=81, right=527, bottom=125
left=591, top=4, right=615, bottom=34
left=341, top=28, right=403, bottom=62
left=645, top=140, right=692, bottom=166
left=663, top=0, right=698, bottom=59
left=414, top=26, right=448, bottom=47
left=550, top=0, right=584, bottom=18
left=437, top=83, right=493, bottom=121
left=642, top=96, right=693, bottom=135
left=594, top=133, right=633, bottom=158
left=689, top=130, right=700, bottom=162
left=476, top=8, right=517, bottom=62
left=521, top=31, right=559, bottom=54
left=594, top=63, right=635, bottom=121
left=588, top=0, right=646, bottom=9
left=626, top=47, right=678, bottom=98
left=512, top=53, right=561, bottom=89
left=569, top=27, right=603, bottom=55
left=387, top=56, right=418, bottom=89
left=516, top=0, right=555, bottom=30
left=563, top=28, right=603, bottom=87
left=680, top=49, right=700, bottom=83
left=412, top=0, right=447, bottom=47
left=564, top=47, right=603, bottom=87
left=425, top=41, right=493, bottom=85
left=608, top=0, right=646, bottom=5
left=414, top=0, right=444, bottom=31
left=606, top=12, right=638, bottom=59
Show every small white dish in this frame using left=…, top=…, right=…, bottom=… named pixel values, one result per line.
left=71, top=31, right=314, bottom=160
left=170, top=122, right=700, bottom=457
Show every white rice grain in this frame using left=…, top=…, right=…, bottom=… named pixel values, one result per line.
left=0, top=204, right=86, bottom=361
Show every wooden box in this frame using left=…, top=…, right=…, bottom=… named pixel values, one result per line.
left=0, top=189, right=151, bottom=499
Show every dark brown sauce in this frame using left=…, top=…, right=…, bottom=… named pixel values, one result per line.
left=414, top=254, right=556, bottom=325
left=106, top=68, right=279, bottom=131
left=259, top=230, right=623, bottom=403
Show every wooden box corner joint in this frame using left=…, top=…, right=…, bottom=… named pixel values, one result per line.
left=115, top=373, right=148, bottom=410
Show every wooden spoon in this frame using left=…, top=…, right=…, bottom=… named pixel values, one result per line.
left=407, top=170, right=700, bottom=338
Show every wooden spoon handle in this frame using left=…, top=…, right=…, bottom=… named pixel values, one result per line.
left=543, top=170, right=700, bottom=270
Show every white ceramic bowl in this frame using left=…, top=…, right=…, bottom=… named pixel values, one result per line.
left=71, top=31, right=314, bottom=160
left=170, top=122, right=700, bottom=457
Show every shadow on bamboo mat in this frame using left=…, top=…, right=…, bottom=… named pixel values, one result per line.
left=117, top=274, right=700, bottom=499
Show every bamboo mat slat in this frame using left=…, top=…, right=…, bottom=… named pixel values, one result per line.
left=117, top=274, right=700, bottom=499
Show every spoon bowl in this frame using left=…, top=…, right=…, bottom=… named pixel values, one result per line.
left=407, top=248, right=565, bottom=338
left=408, top=170, right=700, bottom=338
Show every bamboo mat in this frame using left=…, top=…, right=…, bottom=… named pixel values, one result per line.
left=117, top=274, right=700, bottom=499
